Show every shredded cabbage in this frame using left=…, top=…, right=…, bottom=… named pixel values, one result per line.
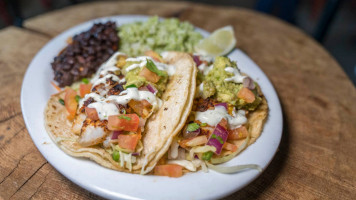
left=125, top=153, right=133, bottom=171
left=192, top=159, right=208, bottom=172
left=168, top=160, right=197, bottom=171
left=188, top=145, right=216, bottom=161
left=119, top=151, right=124, bottom=167
left=200, top=161, right=208, bottom=172
left=108, top=144, right=136, bottom=171
left=206, top=162, right=262, bottom=174
left=168, top=138, right=179, bottom=159
left=112, top=144, right=133, bottom=154
left=168, top=159, right=208, bottom=172
left=118, top=151, right=133, bottom=171
left=131, top=156, right=137, bottom=164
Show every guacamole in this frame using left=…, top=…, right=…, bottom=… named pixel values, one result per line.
left=201, top=56, right=261, bottom=110
left=118, top=16, right=203, bottom=56
left=123, top=61, right=168, bottom=97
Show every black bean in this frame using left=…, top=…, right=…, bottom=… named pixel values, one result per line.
left=51, top=21, right=120, bottom=87
left=67, top=57, right=74, bottom=64
left=70, top=68, right=79, bottom=76
left=77, top=55, right=85, bottom=64
left=61, top=73, right=74, bottom=87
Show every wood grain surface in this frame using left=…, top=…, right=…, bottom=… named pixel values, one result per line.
left=1, top=1, right=355, bottom=199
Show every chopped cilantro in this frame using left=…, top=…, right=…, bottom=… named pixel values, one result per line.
left=202, top=151, right=213, bottom=161
left=126, top=84, right=137, bottom=88
left=75, top=95, right=81, bottom=102
left=118, top=115, right=131, bottom=121
left=211, top=134, right=224, bottom=144
left=146, top=59, right=166, bottom=76
left=112, top=151, right=120, bottom=161
left=82, top=78, right=89, bottom=84
left=58, top=98, right=65, bottom=105
left=187, top=123, right=200, bottom=132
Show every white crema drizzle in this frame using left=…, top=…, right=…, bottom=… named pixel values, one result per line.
left=82, top=87, right=162, bottom=121
left=224, top=67, right=246, bottom=84
left=198, top=63, right=213, bottom=75
left=79, top=52, right=162, bottom=120
left=90, top=52, right=126, bottom=85
left=125, top=55, right=176, bottom=76
left=195, top=106, right=247, bottom=129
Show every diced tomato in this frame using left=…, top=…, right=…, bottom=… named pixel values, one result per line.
left=228, top=126, right=248, bottom=140
left=237, top=87, right=255, bottom=103
left=51, top=81, right=61, bottom=92
left=85, top=107, right=99, bottom=120
left=223, top=142, right=238, bottom=152
left=117, top=134, right=140, bottom=151
left=79, top=83, right=92, bottom=98
left=64, top=88, right=78, bottom=120
left=179, top=135, right=208, bottom=148
left=139, top=67, right=160, bottom=83
left=154, top=164, right=183, bottom=178
left=128, top=99, right=152, bottom=118
left=107, top=114, right=139, bottom=132
left=144, top=50, right=164, bottom=63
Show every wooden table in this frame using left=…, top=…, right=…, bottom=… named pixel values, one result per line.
left=1, top=1, right=355, bottom=199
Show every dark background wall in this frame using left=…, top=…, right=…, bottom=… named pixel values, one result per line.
left=1, top=0, right=355, bottom=86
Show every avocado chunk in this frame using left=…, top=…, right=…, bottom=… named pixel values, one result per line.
left=123, top=61, right=168, bottom=97
left=202, top=56, right=261, bottom=111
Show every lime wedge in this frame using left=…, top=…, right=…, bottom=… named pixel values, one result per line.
left=195, top=26, right=236, bottom=56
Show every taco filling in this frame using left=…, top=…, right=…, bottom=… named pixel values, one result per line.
left=154, top=55, right=268, bottom=176
left=45, top=51, right=196, bottom=173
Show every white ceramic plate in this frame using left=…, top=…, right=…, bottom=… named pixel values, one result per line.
left=21, top=15, right=283, bottom=200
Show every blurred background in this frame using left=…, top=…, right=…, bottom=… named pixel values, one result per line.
left=1, top=0, right=355, bottom=86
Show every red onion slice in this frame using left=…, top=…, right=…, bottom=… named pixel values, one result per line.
left=207, top=124, right=228, bottom=155
left=146, top=84, right=157, bottom=94
left=215, top=103, right=228, bottom=110
left=132, top=152, right=140, bottom=156
left=243, top=77, right=255, bottom=90
left=193, top=55, right=202, bottom=66
left=111, top=131, right=123, bottom=139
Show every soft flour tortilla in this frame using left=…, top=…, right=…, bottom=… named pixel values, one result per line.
left=44, top=52, right=196, bottom=173
left=221, top=85, right=269, bottom=157
left=134, top=53, right=197, bottom=172
left=168, top=84, right=269, bottom=163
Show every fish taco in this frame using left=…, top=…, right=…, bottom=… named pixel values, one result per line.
left=152, top=55, right=269, bottom=176
left=45, top=51, right=197, bottom=173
